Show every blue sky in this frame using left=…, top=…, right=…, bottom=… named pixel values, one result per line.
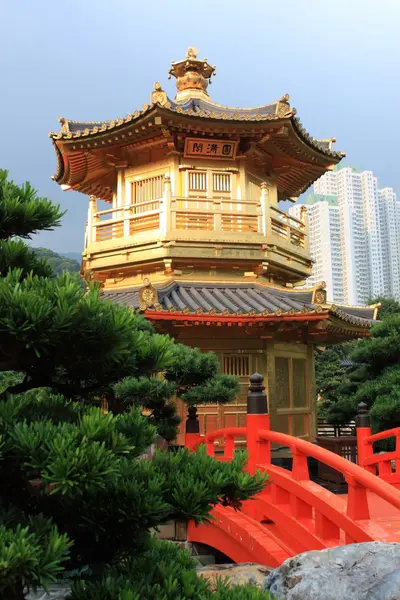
left=2, top=0, right=399, bottom=253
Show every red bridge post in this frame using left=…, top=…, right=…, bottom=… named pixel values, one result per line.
left=356, top=402, right=374, bottom=472
left=246, top=373, right=270, bottom=474
left=185, top=406, right=202, bottom=451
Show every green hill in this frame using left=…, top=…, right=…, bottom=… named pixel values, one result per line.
left=32, top=247, right=80, bottom=276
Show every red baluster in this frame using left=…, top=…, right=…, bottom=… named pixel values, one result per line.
left=207, top=439, right=215, bottom=457
left=356, top=402, right=374, bottom=471
left=224, top=434, right=235, bottom=461
left=395, top=434, right=400, bottom=475
left=346, top=474, right=370, bottom=520
left=315, top=512, right=340, bottom=540
left=292, top=448, right=310, bottom=481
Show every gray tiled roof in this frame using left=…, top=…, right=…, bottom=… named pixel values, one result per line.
left=102, top=281, right=376, bottom=328
left=50, top=99, right=343, bottom=160
left=167, top=97, right=279, bottom=119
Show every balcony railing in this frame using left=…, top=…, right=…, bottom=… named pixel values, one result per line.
left=85, top=185, right=308, bottom=256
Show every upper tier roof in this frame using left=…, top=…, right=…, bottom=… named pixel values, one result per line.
left=50, top=95, right=342, bottom=160
left=49, top=47, right=345, bottom=201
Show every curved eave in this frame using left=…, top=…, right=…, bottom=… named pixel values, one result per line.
left=49, top=98, right=345, bottom=200
left=50, top=97, right=343, bottom=156
left=143, top=309, right=373, bottom=338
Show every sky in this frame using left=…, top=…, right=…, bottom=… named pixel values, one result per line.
left=2, top=0, right=400, bottom=254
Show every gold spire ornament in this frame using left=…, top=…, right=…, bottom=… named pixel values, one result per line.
left=168, top=47, right=216, bottom=102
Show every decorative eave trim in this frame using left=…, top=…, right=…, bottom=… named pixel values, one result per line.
left=49, top=97, right=343, bottom=162
left=144, top=310, right=330, bottom=324
left=50, top=138, right=65, bottom=183
left=292, top=117, right=345, bottom=160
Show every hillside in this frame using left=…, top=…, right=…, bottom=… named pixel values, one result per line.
left=32, top=247, right=80, bottom=276
left=61, top=251, right=82, bottom=263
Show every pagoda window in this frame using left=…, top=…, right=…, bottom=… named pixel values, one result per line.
left=213, top=172, right=231, bottom=194
left=188, top=171, right=207, bottom=193
left=223, top=354, right=251, bottom=377
left=132, top=175, right=164, bottom=214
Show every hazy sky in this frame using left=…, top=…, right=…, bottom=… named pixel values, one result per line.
left=2, top=0, right=399, bottom=253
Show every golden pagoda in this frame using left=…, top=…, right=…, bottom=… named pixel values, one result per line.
left=50, top=48, right=377, bottom=446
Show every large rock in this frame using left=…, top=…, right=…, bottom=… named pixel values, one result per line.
left=264, top=542, right=400, bottom=600
left=27, top=584, right=71, bottom=599
left=197, top=562, right=272, bottom=590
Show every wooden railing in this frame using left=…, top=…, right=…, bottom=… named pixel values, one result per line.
left=85, top=186, right=308, bottom=254
left=172, top=197, right=261, bottom=234
left=269, top=205, right=306, bottom=249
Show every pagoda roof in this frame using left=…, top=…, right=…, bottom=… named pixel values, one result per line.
left=102, top=281, right=376, bottom=339
left=49, top=47, right=345, bottom=202
left=50, top=96, right=342, bottom=161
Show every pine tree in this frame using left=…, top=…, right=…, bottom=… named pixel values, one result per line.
left=0, top=170, right=268, bottom=599
left=316, top=298, right=400, bottom=432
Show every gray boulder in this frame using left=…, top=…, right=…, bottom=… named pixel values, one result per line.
left=264, top=542, right=400, bottom=600
left=27, top=584, right=71, bottom=599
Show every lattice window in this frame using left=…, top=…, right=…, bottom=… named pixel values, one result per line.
left=275, top=357, right=290, bottom=409
left=213, top=172, right=231, bottom=193
left=275, top=356, right=308, bottom=409
left=132, top=176, right=164, bottom=213
left=293, top=359, right=307, bottom=408
left=223, top=354, right=250, bottom=378
left=188, top=171, right=207, bottom=191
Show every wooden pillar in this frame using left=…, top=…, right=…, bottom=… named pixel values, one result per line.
left=87, top=195, right=97, bottom=246
left=161, top=175, right=172, bottom=235
left=268, top=181, right=279, bottom=207
left=116, top=168, right=125, bottom=208
left=260, top=182, right=270, bottom=237
left=238, top=158, right=247, bottom=201
left=300, top=205, right=309, bottom=251
left=124, top=178, right=132, bottom=237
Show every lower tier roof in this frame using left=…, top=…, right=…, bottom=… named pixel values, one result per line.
left=102, top=281, right=377, bottom=336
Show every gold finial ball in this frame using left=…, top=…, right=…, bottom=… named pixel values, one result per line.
left=154, top=82, right=162, bottom=91
left=186, top=47, right=198, bottom=59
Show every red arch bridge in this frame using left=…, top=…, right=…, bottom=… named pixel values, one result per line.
left=184, top=374, right=400, bottom=567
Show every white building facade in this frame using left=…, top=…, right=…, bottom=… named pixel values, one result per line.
left=291, top=166, right=399, bottom=304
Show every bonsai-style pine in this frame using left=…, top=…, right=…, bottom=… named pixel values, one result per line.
left=0, top=170, right=269, bottom=599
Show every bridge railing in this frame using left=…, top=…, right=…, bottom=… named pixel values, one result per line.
left=255, top=427, right=400, bottom=521
left=203, top=427, right=246, bottom=460
left=356, top=402, right=400, bottom=486
left=184, top=374, right=400, bottom=520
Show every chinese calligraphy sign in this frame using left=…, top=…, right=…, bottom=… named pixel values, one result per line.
left=184, top=138, right=238, bottom=160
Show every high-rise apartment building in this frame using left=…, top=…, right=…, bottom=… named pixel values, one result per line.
left=290, top=195, right=344, bottom=303
left=379, top=187, right=400, bottom=299
left=290, top=166, right=399, bottom=304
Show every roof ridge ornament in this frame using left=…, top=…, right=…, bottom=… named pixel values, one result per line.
left=151, top=82, right=168, bottom=106
left=139, top=278, right=158, bottom=311
left=58, top=117, right=70, bottom=134
left=169, top=47, right=216, bottom=103
left=275, top=94, right=295, bottom=118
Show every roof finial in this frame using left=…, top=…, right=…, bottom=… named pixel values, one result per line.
left=186, top=47, right=198, bottom=59
left=169, top=47, right=216, bottom=103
